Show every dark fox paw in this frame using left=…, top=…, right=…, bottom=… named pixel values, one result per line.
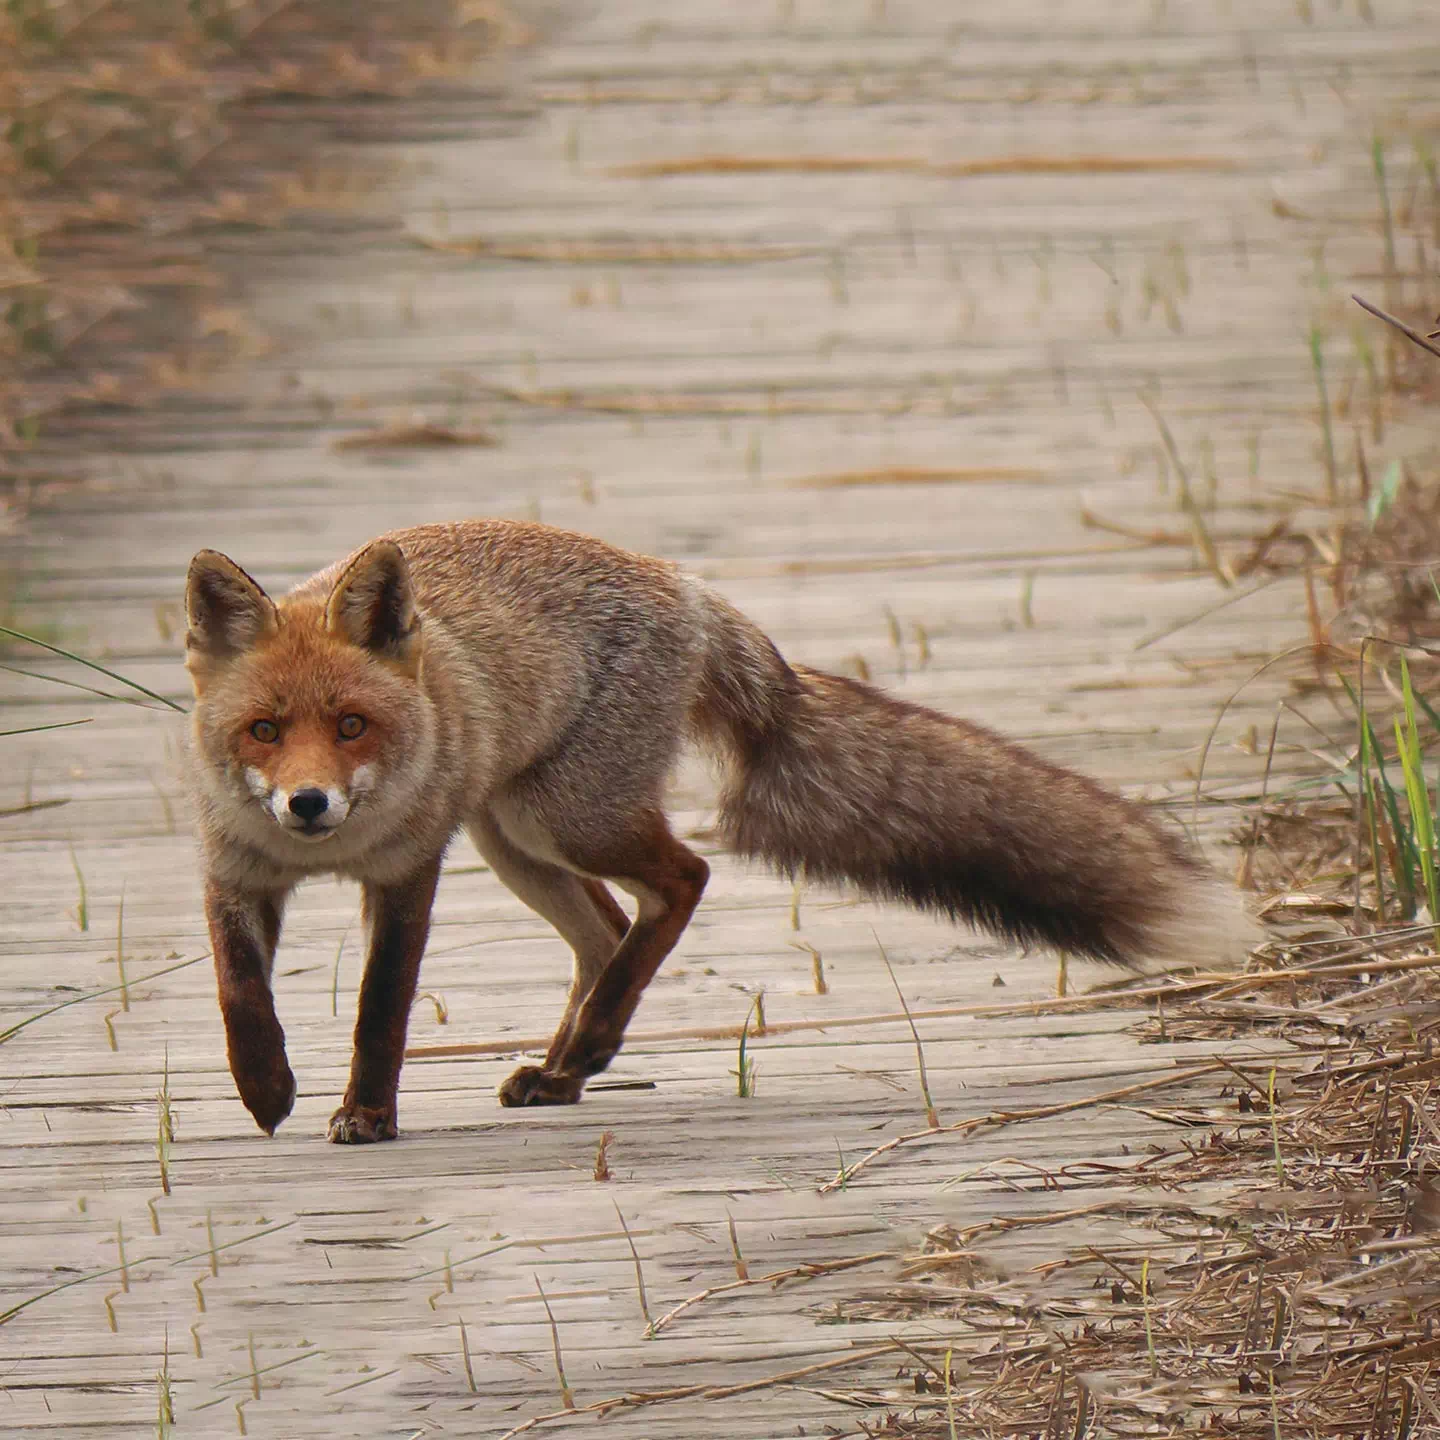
left=233, top=1054, right=296, bottom=1137
left=327, top=1101, right=398, bottom=1144
left=498, top=1065, right=583, bottom=1108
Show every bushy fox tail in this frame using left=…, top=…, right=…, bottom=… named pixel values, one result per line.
left=691, top=588, right=1256, bottom=970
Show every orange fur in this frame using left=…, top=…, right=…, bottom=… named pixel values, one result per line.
left=184, top=521, right=1257, bottom=1142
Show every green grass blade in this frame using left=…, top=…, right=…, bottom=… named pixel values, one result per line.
left=1373, top=743, right=1422, bottom=902
left=0, top=718, right=94, bottom=738
left=1358, top=717, right=1387, bottom=919
left=0, top=660, right=167, bottom=709
left=1395, top=656, right=1440, bottom=933
left=1337, top=669, right=1422, bottom=905
left=1409, top=680, right=1440, bottom=740
left=0, top=953, right=207, bottom=1047
left=0, top=625, right=187, bottom=713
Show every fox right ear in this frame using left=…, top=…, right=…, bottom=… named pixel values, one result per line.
left=184, top=550, right=277, bottom=671
left=324, top=539, right=420, bottom=669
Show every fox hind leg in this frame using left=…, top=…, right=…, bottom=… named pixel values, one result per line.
left=496, top=813, right=708, bottom=1108
left=466, top=812, right=632, bottom=1075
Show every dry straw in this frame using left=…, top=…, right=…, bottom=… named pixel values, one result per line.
left=1, top=1, right=517, bottom=459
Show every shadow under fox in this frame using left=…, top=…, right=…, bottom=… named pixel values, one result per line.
left=183, top=520, right=1254, bottom=1141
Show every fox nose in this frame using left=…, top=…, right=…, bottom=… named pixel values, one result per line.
left=288, top=788, right=330, bottom=823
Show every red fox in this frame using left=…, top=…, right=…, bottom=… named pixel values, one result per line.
left=184, top=521, right=1255, bottom=1141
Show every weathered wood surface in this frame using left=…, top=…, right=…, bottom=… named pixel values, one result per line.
left=2, top=2, right=1436, bottom=1434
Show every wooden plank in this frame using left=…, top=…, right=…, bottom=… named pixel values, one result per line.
left=2, top=2, right=1434, bottom=1434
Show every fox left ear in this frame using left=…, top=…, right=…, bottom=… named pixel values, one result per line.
left=325, top=540, right=421, bottom=666
left=185, top=550, right=278, bottom=664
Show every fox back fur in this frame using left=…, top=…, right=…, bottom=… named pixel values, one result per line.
left=185, top=519, right=1255, bottom=1141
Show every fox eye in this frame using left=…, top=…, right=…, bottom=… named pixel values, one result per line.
left=337, top=713, right=366, bottom=740
left=250, top=719, right=279, bottom=744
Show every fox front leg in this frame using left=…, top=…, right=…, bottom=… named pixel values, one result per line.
left=206, top=881, right=295, bottom=1135
left=327, top=859, right=442, bottom=1144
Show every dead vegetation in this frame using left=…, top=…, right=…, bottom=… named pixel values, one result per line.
left=0, top=0, right=517, bottom=476
left=332, top=419, right=498, bottom=451
left=610, top=153, right=1239, bottom=180
left=470, top=932, right=1440, bottom=1438
left=819, top=225, right=1440, bottom=1440
left=847, top=936, right=1440, bottom=1439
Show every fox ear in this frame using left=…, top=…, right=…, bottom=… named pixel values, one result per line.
left=185, top=550, right=277, bottom=669
left=325, top=540, right=420, bottom=666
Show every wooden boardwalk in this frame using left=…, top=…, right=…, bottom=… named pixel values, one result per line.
left=3, top=3, right=1437, bottom=1434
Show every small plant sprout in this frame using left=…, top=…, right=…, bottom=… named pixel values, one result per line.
left=1373, top=136, right=1398, bottom=292
left=115, top=884, right=130, bottom=1012
left=1394, top=655, right=1440, bottom=943
left=790, top=939, right=827, bottom=994
left=157, top=1328, right=175, bottom=1437
left=882, top=605, right=905, bottom=677
left=427, top=1250, right=454, bottom=1310
left=911, top=621, right=931, bottom=669
left=157, top=1047, right=175, bottom=1198
left=727, top=1212, right=749, bottom=1280
left=592, top=1129, right=614, bottom=1182
left=458, top=1318, right=477, bottom=1393
left=534, top=1276, right=575, bottom=1410
left=873, top=930, right=939, bottom=1128
left=734, top=996, right=761, bottom=1098
left=613, top=1202, right=654, bottom=1335
left=330, top=927, right=349, bottom=1018
left=1138, top=389, right=1229, bottom=587
left=70, top=845, right=88, bottom=932
left=1342, top=648, right=1440, bottom=929
left=1309, top=327, right=1339, bottom=504
left=1019, top=571, right=1036, bottom=629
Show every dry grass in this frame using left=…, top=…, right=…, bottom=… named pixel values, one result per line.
left=657, top=130, right=1440, bottom=1440
left=611, top=153, right=1238, bottom=180
left=818, top=171, right=1440, bottom=1440
left=332, top=421, right=498, bottom=451
left=473, top=934, right=1440, bottom=1439
left=790, top=466, right=1049, bottom=489
left=847, top=941, right=1440, bottom=1438
left=0, top=0, right=515, bottom=474
left=412, top=233, right=821, bottom=264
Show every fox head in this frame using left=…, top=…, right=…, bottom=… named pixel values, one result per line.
left=184, top=541, right=431, bottom=850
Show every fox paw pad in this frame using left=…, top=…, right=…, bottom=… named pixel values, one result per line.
left=498, top=1065, right=583, bottom=1107
left=327, top=1102, right=398, bottom=1144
